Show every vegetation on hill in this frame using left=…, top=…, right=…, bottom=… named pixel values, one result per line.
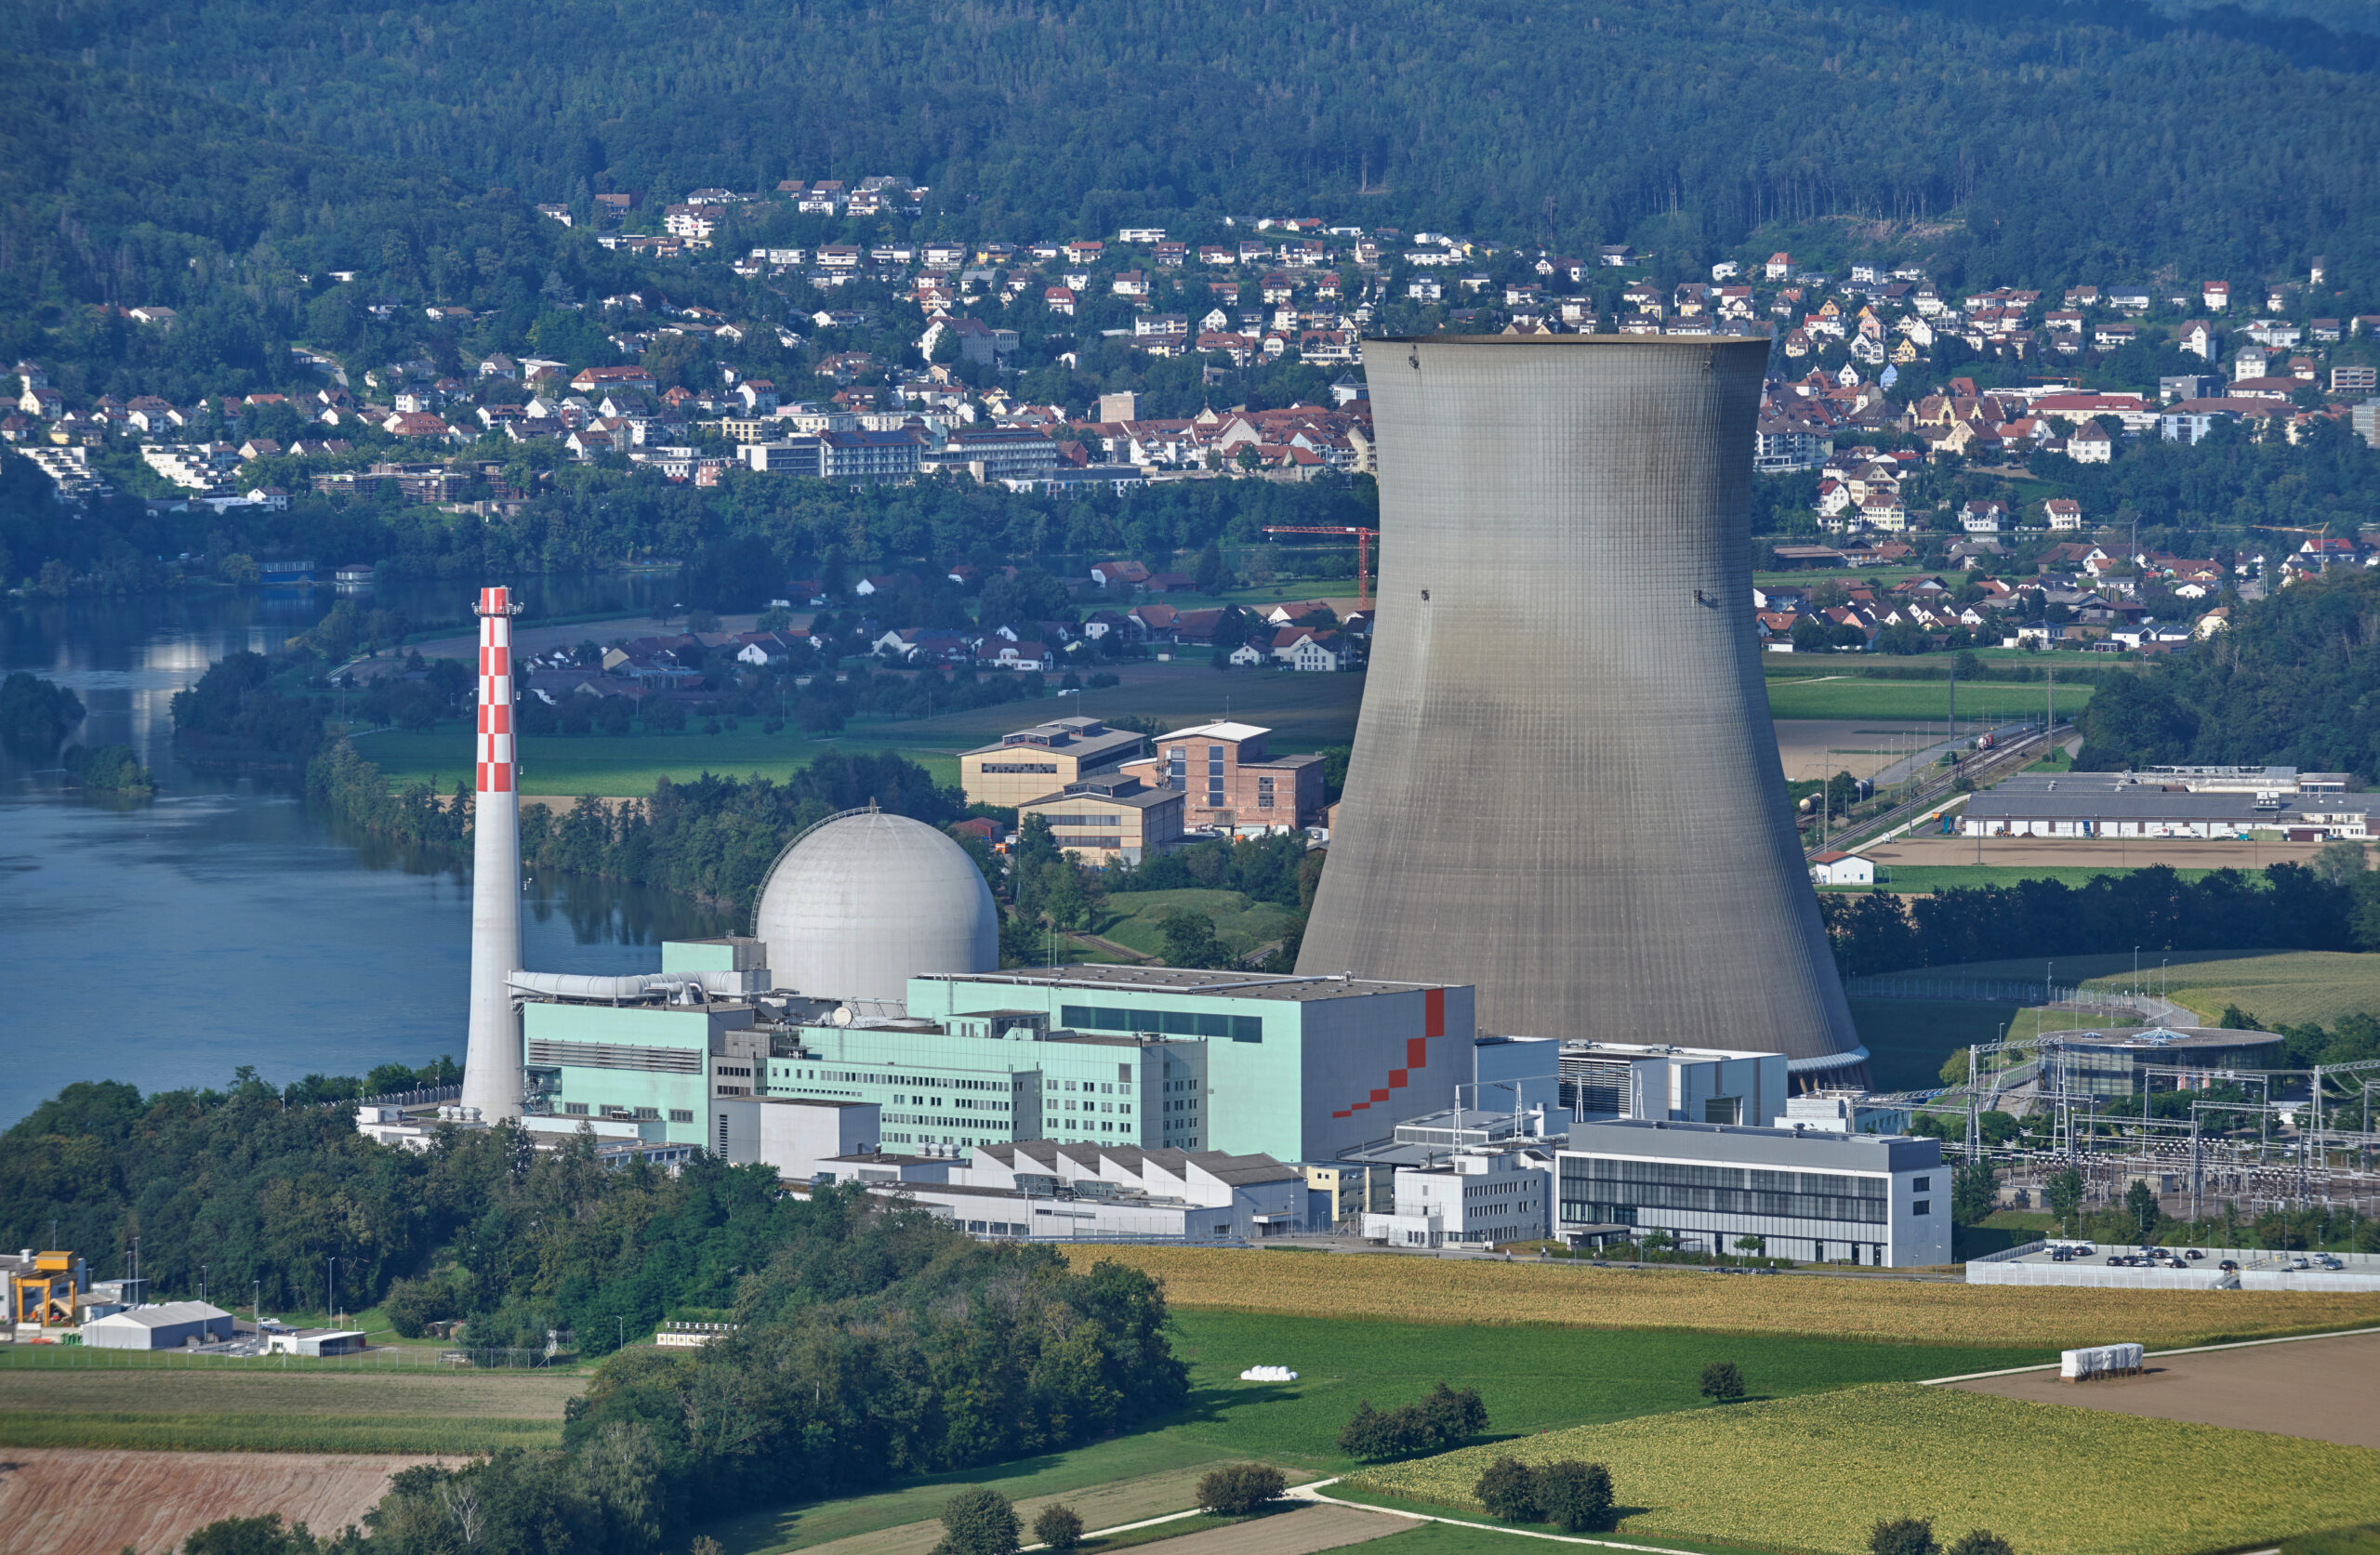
left=2075, top=569, right=2380, bottom=781
left=5, top=0, right=2375, bottom=290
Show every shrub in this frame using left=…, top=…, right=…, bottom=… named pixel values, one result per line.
left=1948, top=1532, right=2014, bottom=1555
left=1871, top=1516, right=1941, bottom=1555
left=934, top=1487, right=1019, bottom=1555
left=1474, top=1456, right=1543, bottom=1523
left=379, top=1277, right=454, bottom=1338
left=1031, top=1504, right=1084, bottom=1551
left=1197, top=1463, right=1287, bottom=1515
left=1538, top=1460, right=1616, bottom=1533
left=1338, top=1383, right=1490, bottom=1461
left=1699, top=1361, right=1747, bottom=1402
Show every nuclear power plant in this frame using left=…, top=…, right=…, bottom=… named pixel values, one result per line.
left=459, top=585, right=525, bottom=1122
left=1297, top=335, right=1870, bottom=1090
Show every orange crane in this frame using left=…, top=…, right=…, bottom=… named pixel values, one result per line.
left=1260, top=525, right=1381, bottom=612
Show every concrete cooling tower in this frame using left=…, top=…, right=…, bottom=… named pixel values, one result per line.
left=1297, top=335, right=1868, bottom=1088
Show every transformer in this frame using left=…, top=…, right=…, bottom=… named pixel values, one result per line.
left=1298, top=336, right=1868, bottom=1087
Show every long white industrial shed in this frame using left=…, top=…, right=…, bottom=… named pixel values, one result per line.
left=1962, top=773, right=2372, bottom=840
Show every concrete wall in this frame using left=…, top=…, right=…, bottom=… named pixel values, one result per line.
left=1300, top=336, right=1866, bottom=1083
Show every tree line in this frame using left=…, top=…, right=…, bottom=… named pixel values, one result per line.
left=1820, top=862, right=2373, bottom=977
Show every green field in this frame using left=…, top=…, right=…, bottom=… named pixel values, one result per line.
left=1345, top=1383, right=2380, bottom=1555
left=1765, top=676, right=2088, bottom=720
left=1092, top=889, right=1303, bottom=960
left=1160, top=1311, right=2047, bottom=1472
left=1832, top=864, right=2224, bottom=894
left=0, top=1359, right=580, bottom=1453
left=1896, top=948, right=2380, bottom=1030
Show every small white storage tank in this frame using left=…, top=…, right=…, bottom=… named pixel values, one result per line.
left=753, top=809, right=998, bottom=1006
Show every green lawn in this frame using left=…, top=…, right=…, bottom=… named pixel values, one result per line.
left=1853, top=864, right=2223, bottom=893
left=1889, top=948, right=2380, bottom=1030
left=1765, top=677, right=2089, bottom=720
left=1095, top=889, right=1303, bottom=959
left=1161, top=1311, right=2049, bottom=1473
left=694, top=1431, right=1237, bottom=1554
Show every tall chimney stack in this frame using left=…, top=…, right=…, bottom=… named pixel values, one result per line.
left=460, top=586, right=524, bottom=1121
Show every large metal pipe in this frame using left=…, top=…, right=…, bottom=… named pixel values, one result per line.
left=460, top=586, right=526, bottom=1120
left=505, top=970, right=736, bottom=1001
left=1298, top=336, right=1868, bottom=1086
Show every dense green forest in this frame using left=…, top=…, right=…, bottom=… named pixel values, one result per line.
left=3, top=0, right=2377, bottom=331
left=0, top=1082, right=1185, bottom=1551
left=2075, top=568, right=2380, bottom=780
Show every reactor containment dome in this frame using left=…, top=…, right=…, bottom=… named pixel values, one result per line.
left=1297, top=335, right=1869, bottom=1087
left=752, top=808, right=998, bottom=1006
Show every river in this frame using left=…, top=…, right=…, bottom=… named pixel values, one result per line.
left=0, top=576, right=734, bottom=1127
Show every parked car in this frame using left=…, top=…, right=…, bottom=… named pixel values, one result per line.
left=2218, top=1259, right=2241, bottom=1272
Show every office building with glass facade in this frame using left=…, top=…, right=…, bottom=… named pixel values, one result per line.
left=1556, top=1118, right=1949, bottom=1267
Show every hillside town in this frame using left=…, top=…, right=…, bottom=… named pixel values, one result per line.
left=9, top=191, right=2379, bottom=676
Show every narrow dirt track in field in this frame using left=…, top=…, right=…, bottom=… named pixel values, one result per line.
left=1132, top=1505, right=1409, bottom=1555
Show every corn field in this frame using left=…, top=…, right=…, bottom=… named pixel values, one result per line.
left=1347, top=1383, right=2380, bottom=1555
left=1062, top=1248, right=2380, bottom=1348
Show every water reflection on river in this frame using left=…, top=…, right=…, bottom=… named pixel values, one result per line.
left=0, top=574, right=730, bottom=1127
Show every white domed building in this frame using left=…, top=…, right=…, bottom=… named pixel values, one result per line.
left=751, top=808, right=998, bottom=1006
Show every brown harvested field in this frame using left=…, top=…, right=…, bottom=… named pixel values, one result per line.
left=1871, top=835, right=2333, bottom=873
left=0, top=1447, right=440, bottom=1555
left=1130, top=1506, right=1409, bottom=1555
left=1950, top=1331, right=2380, bottom=1449
left=1060, top=1247, right=2380, bottom=1348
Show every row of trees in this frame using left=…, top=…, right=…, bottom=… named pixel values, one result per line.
left=1819, top=863, right=2371, bottom=978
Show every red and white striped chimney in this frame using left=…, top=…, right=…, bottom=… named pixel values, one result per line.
left=460, top=586, right=524, bottom=1121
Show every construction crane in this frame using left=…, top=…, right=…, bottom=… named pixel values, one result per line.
left=1261, top=525, right=1381, bottom=612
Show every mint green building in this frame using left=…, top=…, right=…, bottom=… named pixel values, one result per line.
left=522, top=946, right=1471, bottom=1165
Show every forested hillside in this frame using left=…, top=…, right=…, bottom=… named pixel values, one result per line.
left=2074, top=569, right=2380, bottom=780
left=5, top=0, right=2376, bottom=291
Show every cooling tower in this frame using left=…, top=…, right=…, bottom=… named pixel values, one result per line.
left=1297, top=336, right=1868, bottom=1088
left=460, top=586, right=525, bottom=1121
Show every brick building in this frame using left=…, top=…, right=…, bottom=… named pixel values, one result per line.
left=1119, top=720, right=1325, bottom=834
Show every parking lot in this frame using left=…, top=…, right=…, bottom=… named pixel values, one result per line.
left=1968, top=1242, right=2380, bottom=1291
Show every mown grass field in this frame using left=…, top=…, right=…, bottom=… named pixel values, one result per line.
left=695, top=1431, right=1240, bottom=1555
left=1067, top=1247, right=2380, bottom=1347
left=1343, top=1383, right=2380, bottom=1555
left=1905, top=948, right=2380, bottom=1030
left=0, top=1410, right=561, bottom=1453
left=1163, top=1311, right=2044, bottom=1471
left=1766, top=676, right=2091, bottom=720
left=1855, top=864, right=2224, bottom=894
left=0, top=1361, right=581, bottom=1453
left=1093, top=889, right=1304, bottom=960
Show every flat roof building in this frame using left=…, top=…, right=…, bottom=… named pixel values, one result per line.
left=1118, top=721, right=1326, bottom=834
left=961, top=717, right=1147, bottom=809
left=1017, top=774, right=1184, bottom=863
left=1557, top=1118, right=1949, bottom=1267
left=1963, top=771, right=2371, bottom=840
left=908, top=965, right=1472, bottom=1162
left=2039, top=1025, right=2287, bottom=1098
left=1559, top=1041, right=1789, bottom=1128
left=82, top=1301, right=235, bottom=1350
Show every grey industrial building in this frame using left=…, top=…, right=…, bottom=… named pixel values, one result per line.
left=1963, top=770, right=2370, bottom=840
left=2036, top=1025, right=2287, bottom=1098
left=81, top=1300, right=236, bottom=1350
left=1301, top=335, right=1868, bottom=1087
left=1557, top=1118, right=1950, bottom=1267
